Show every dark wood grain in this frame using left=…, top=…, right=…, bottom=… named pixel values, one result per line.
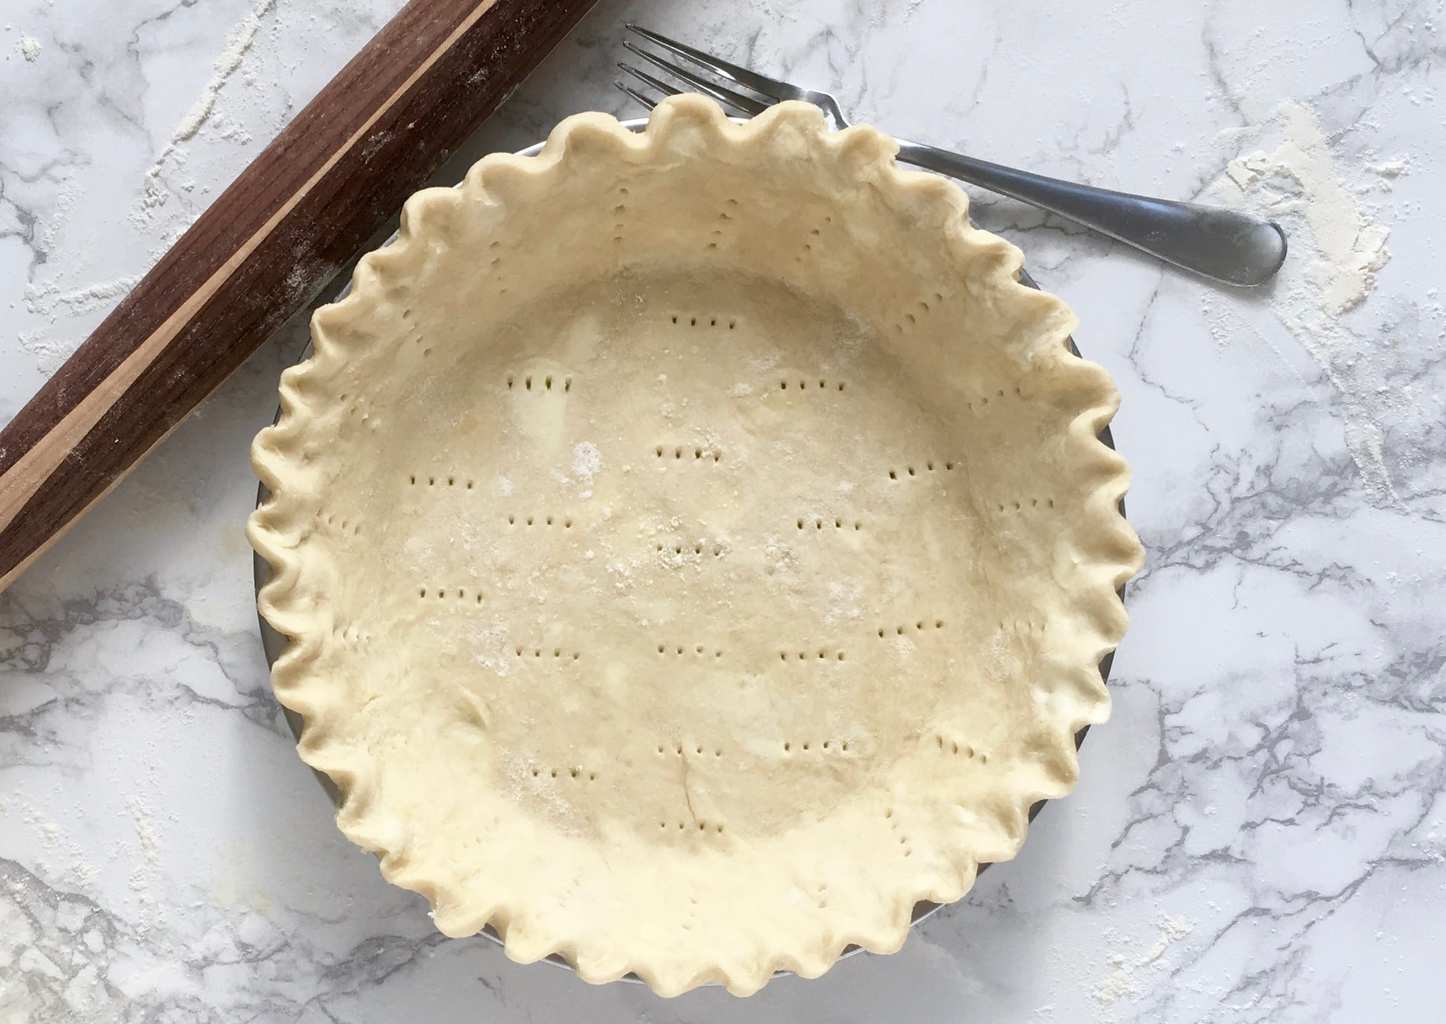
left=0, top=0, right=598, bottom=591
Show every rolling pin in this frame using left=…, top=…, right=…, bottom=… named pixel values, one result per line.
left=0, top=0, right=598, bottom=592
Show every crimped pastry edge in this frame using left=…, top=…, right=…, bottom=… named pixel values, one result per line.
left=247, top=95, right=1144, bottom=997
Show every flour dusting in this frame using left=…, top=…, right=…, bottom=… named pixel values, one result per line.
left=469, top=624, right=513, bottom=678
left=569, top=442, right=598, bottom=485
left=823, top=580, right=864, bottom=625
left=16, top=332, right=66, bottom=374
left=1203, top=100, right=1399, bottom=505
left=123, top=794, right=165, bottom=935
left=18, top=34, right=40, bottom=61
left=1369, top=156, right=1410, bottom=179
left=18, top=276, right=140, bottom=371
left=135, top=0, right=276, bottom=223
left=1090, top=913, right=1195, bottom=1011
left=173, top=0, right=275, bottom=143
left=23, top=276, right=139, bottom=322
left=14, top=797, right=97, bottom=888
left=1217, top=102, right=1389, bottom=313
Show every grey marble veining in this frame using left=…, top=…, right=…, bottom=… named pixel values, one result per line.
left=2, top=0, right=1443, bottom=1020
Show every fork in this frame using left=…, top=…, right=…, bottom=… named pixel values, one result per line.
left=617, top=25, right=1286, bottom=288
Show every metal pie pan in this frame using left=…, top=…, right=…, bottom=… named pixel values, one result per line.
left=253, top=118, right=1123, bottom=982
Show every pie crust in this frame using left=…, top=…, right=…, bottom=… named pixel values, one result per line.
left=248, top=95, right=1144, bottom=996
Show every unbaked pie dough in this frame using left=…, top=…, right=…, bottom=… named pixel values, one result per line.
left=249, top=95, right=1144, bottom=996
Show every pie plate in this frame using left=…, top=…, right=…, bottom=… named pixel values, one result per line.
left=249, top=99, right=1141, bottom=995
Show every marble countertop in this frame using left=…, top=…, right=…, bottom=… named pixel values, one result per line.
left=3, top=0, right=1443, bottom=1020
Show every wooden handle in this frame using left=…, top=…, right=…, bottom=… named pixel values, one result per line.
left=0, top=0, right=597, bottom=592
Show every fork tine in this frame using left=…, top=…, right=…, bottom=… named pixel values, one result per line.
left=620, top=42, right=769, bottom=117
left=614, top=80, right=659, bottom=110
left=617, top=62, right=687, bottom=105
left=624, top=24, right=801, bottom=103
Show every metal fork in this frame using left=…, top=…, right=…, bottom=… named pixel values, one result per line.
left=617, top=25, right=1286, bottom=288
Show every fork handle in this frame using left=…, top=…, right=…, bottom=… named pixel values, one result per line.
left=894, top=139, right=1285, bottom=287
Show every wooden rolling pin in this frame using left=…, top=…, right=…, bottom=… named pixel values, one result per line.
left=0, top=0, right=598, bottom=592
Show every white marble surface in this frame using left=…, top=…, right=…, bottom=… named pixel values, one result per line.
left=3, top=0, right=1444, bottom=1019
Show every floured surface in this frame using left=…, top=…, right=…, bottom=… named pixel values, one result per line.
left=1202, top=100, right=1398, bottom=504
left=11, top=2, right=1445, bottom=1021
left=248, top=96, right=1140, bottom=996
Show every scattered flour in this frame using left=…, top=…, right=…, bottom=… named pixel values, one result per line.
left=499, top=751, right=578, bottom=832
left=749, top=351, right=782, bottom=372
left=823, top=580, right=864, bottom=625
left=15, top=798, right=97, bottom=889
left=23, top=276, right=139, bottom=324
left=173, top=0, right=276, bottom=143
left=571, top=441, right=602, bottom=496
left=1141, top=912, right=1194, bottom=962
left=123, top=794, right=166, bottom=935
left=15, top=331, right=68, bottom=375
left=135, top=0, right=277, bottom=224
left=1369, top=156, right=1411, bottom=178
left=1091, top=951, right=1140, bottom=1008
left=469, top=624, right=513, bottom=678
left=1217, top=103, right=1389, bottom=314
left=1090, top=913, right=1195, bottom=1012
left=1202, top=100, right=1399, bottom=505
left=19, top=34, right=40, bottom=62
left=18, top=799, right=62, bottom=849
left=125, top=795, right=162, bottom=872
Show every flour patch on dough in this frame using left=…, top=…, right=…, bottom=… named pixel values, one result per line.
left=571, top=442, right=602, bottom=497
left=823, top=580, right=864, bottom=626
left=469, top=624, right=513, bottom=679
